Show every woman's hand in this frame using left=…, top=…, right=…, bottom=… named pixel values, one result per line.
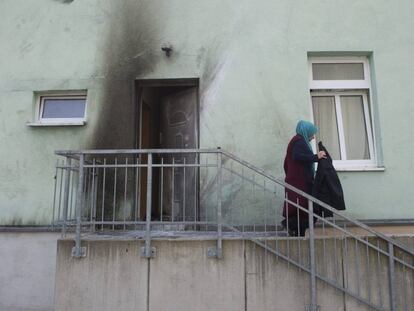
left=317, top=151, right=327, bottom=159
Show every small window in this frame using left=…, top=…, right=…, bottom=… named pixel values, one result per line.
left=309, top=57, right=377, bottom=169
left=35, top=92, right=87, bottom=125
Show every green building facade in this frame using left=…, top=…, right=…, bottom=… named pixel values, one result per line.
left=1, top=0, right=414, bottom=225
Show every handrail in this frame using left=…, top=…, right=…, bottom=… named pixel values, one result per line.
left=223, top=223, right=389, bottom=311
left=54, top=147, right=414, bottom=254
left=221, top=149, right=414, bottom=256
left=55, top=148, right=221, bottom=155
left=53, top=148, right=413, bottom=310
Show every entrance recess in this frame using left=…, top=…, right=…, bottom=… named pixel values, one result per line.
left=136, top=79, right=199, bottom=221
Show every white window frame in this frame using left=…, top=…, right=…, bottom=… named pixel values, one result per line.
left=309, top=57, right=379, bottom=170
left=309, top=56, right=371, bottom=90
left=311, top=91, right=375, bottom=167
left=32, top=92, right=87, bottom=126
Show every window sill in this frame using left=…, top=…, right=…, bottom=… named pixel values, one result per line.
left=27, top=121, right=86, bottom=127
left=335, top=166, right=385, bottom=172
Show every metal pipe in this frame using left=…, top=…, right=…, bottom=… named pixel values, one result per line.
left=194, top=155, right=197, bottom=224
left=377, top=240, right=384, bottom=308
left=183, top=157, right=186, bottom=222
left=216, top=152, right=223, bottom=258
left=57, top=163, right=64, bottom=223
left=402, top=255, right=408, bottom=311
left=82, top=163, right=216, bottom=169
left=172, top=157, right=175, bottom=222
left=355, top=240, right=361, bottom=296
left=62, top=158, right=72, bottom=237
left=123, top=158, right=128, bottom=231
left=365, top=237, right=372, bottom=304
left=285, top=193, right=290, bottom=268
left=90, top=158, right=96, bottom=232
left=134, top=157, right=139, bottom=227
left=344, top=223, right=349, bottom=290
left=242, top=166, right=245, bottom=233
left=297, top=198, right=301, bottom=269
left=137, top=156, right=141, bottom=221
left=101, top=158, right=106, bottom=231
left=160, top=157, right=164, bottom=222
left=56, top=148, right=221, bottom=155
left=388, top=242, right=396, bottom=311
left=308, top=200, right=317, bottom=310
left=51, top=159, right=59, bottom=230
left=333, top=217, right=338, bottom=282
left=69, top=168, right=75, bottom=221
left=204, top=155, right=208, bottom=232
left=73, top=154, right=85, bottom=257
left=230, top=161, right=234, bottom=226
left=144, top=153, right=153, bottom=258
left=112, top=158, right=118, bottom=230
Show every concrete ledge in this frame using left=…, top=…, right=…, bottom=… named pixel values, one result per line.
left=54, top=237, right=414, bottom=311
left=0, top=232, right=61, bottom=311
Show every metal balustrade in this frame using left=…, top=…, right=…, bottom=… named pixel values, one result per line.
left=52, top=148, right=414, bottom=311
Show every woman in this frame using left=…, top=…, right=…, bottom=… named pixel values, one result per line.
left=282, top=120, right=326, bottom=236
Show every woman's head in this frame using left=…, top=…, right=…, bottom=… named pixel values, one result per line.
left=296, top=120, right=317, bottom=141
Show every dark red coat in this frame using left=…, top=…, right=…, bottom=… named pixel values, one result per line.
left=283, top=135, right=318, bottom=219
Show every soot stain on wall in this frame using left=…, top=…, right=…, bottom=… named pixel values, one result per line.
left=90, top=1, right=231, bottom=150
left=86, top=1, right=163, bottom=221
left=90, top=1, right=160, bottom=150
left=84, top=1, right=235, bottom=221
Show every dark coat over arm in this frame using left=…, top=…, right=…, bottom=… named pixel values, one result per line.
left=312, top=142, right=346, bottom=217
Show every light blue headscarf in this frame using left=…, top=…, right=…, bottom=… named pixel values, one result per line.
left=296, top=120, right=318, bottom=174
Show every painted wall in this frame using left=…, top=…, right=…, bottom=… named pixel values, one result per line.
left=1, top=0, right=414, bottom=225
left=54, top=238, right=414, bottom=311
left=0, top=232, right=60, bottom=311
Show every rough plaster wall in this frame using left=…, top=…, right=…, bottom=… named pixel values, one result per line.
left=0, top=0, right=100, bottom=225
left=0, top=232, right=60, bottom=311
left=1, top=0, right=414, bottom=224
left=54, top=238, right=414, bottom=311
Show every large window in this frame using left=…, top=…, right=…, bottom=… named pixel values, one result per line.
left=309, top=57, right=377, bottom=169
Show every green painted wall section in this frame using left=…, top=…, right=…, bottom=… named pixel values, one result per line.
left=1, top=0, right=414, bottom=225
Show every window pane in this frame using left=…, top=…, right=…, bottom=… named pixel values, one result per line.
left=340, top=95, right=370, bottom=160
left=312, top=63, right=364, bottom=80
left=42, top=98, right=86, bottom=118
left=312, top=96, right=341, bottom=160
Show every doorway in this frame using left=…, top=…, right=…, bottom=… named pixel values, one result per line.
left=136, top=79, right=199, bottom=222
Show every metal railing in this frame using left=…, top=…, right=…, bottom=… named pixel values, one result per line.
left=52, top=148, right=414, bottom=311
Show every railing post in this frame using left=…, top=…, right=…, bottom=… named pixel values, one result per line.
left=62, top=157, right=71, bottom=237
left=307, top=200, right=318, bottom=311
left=207, top=150, right=223, bottom=258
left=388, top=242, right=396, bottom=311
left=72, top=154, right=86, bottom=258
left=217, top=151, right=223, bottom=258
left=141, top=153, right=155, bottom=258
